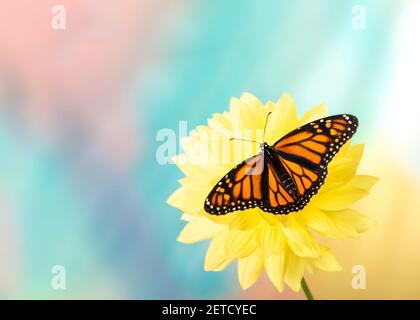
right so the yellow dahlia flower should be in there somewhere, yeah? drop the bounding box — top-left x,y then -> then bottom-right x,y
167,93 -> 378,295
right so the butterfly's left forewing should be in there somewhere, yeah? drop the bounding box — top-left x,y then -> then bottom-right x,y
204,155 -> 265,215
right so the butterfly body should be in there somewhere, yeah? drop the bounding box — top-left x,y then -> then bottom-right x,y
204,114 -> 358,215
259,142 -> 300,199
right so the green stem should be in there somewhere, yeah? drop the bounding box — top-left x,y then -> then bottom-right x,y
301,277 -> 314,300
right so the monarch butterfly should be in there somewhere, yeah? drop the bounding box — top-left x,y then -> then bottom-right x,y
204,114 -> 358,215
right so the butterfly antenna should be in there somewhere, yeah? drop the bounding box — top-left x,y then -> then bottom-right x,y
229,137 -> 260,144
263,112 -> 272,141
229,113 -> 272,145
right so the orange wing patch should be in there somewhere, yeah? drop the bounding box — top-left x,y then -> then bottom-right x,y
312,134 -> 330,143
301,140 -> 327,153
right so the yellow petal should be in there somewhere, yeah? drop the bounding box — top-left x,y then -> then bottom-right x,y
230,97 -> 255,132
299,103 -> 327,124
239,92 -> 267,129
257,222 -> 285,255
205,232 -> 233,271
264,252 -> 286,292
229,211 -> 263,231
305,262 -> 315,275
313,186 -> 368,211
346,175 -> 379,192
237,249 -> 264,289
172,154 -> 202,176
167,187 -> 185,206
343,144 -> 364,162
177,218 -> 224,244
284,250 -> 305,292
259,211 -> 285,225
322,159 -> 359,190
298,207 -> 343,239
225,229 -> 258,259
325,208 -> 376,234
276,94 -> 299,132
182,141 -> 212,168
179,176 -> 211,192
167,187 -> 204,216
265,94 -> 298,145
208,112 -> 233,136
333,139 -> 353,158
206,211 -> 239,225
280,216 -> 322,258
309,247 -> 342,272
180,213 -> 194,222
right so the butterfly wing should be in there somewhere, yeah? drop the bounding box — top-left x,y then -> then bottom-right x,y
204,154 -> 265,215
269,114 -> 358,211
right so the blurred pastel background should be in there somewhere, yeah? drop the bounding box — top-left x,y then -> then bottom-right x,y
0,0 -> 419,299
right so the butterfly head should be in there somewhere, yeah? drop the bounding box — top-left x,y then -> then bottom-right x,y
260,142 -> 269,151
260,142 -> 275,159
